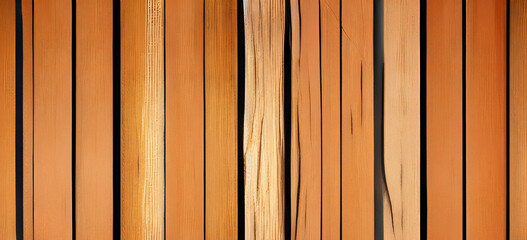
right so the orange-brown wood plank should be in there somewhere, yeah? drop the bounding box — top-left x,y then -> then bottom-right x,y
511,1 -> 527,238
341,0 -> 374,238
204,0 -> 238,238
121,0 -> 165,238
290,0 -> 322,238
383,0 -> 420,238
166,0 -> 204,239
76,0 -> 113,238
243,0 -> 285,239
466,0 -> 507,238
0,0 -> 16,237
34,0 -> 73,238
426,0 -> 463,239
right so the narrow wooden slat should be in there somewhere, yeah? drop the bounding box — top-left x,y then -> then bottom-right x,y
383,0 -> 420,238
290,0 -> 322,238
0,0 -> 16,237
166,0 -> 204,239
34,0 -> 72,238
341,0 -> 374,238
466,0 -> 507,238
76,0 -> 113,238
426,0 -> 462,238
121,0 -> 164,238
204,0 -> 238,238
511,1 -> 527,238
243,0 -> 285,239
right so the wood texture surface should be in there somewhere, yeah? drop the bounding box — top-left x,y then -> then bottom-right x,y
290,0 -> 322,238
166,0 -> 204,239
0,0 -> 16,237
383,0 -> 420,238
34,0 -> 73,238
466,0 -> 507,238
204,0 -> 238,238
121,0 -> 165,238
243,0 -> 285,239
511,1 -> 527,238
341,0 -> 374,238
426,0 -> 462,239
76,0 -> 113,238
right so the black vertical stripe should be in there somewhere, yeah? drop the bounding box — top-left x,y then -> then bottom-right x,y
237,0 -> 245,238
318,0 -> 323,237
339,0 -> 342,238
112,0 -> 121,238
163,0 -> 167,239
15,0 -> 24,238
506,0 -> 510,238
203,0 -> 206,237
462,0 -> 466,239
420,0 -> 427,238
284,0 -> 292,238
71,0 -> 77,238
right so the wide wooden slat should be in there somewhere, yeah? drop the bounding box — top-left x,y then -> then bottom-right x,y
204,0 -> 238,238
426,0 -> 463,239
466,0 -> 507,238
511,1 -> 527,238
121,0 -> 165,238
0,0 -> 16,237
76,0 -> 113,238
166,0 -> 204,239
243,0 -> 285,239
290,0 -> 322,238
341,0 -> 374,238
383,0 -> 420,238
34,0 -> 73,238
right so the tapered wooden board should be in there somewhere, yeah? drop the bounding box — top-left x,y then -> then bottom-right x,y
466,0 -> 507,238
76,0 -> 113,238
204,0 -> 238,238
426,0 -> 463,239
166,0 -> 204,239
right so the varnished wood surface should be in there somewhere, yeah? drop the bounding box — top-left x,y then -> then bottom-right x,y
121,0 -> 165,238
426,0 -> 463,239
466,0 -> 507,239
166,0 -> 204,239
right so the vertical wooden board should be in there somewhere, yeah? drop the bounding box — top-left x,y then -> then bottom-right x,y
33,0 -> 72,238
341,0 -> 374,238
290,0 -> 322,238
121,0 -> 165,238
320,0 -> 340,238
204,0 -> 238,238
511,1 -> 527,238
243,0 -> 285,239
426,0 -> 463,239
466,0 -> 507,238
166,0 -> 204,239
76,0 -> 113,238
0,0 -> 16,238
383,0 -> 420,239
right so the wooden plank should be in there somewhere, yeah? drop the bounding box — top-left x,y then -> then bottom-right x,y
426,0 -> 463,239
290,0 -> 322,238
120,0 -> 164,238
166,0 -> 204,239
204,0 -> 238,238
76,0 -> 113,238
341,0 -> 374,238
0,0 -> 16,237
511,1 -> 527,238
243,0 -> 285,239
383,0 -> 420,238
466,0 -> 507,238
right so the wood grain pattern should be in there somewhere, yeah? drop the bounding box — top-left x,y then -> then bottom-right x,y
0,0 -> 16,237
166,0 -> 204,239
466,0 -> 507,238
76,0 -> 113,238
511,1 -> 527,238
243,0 -> 285,239
121,0 -> 165,238
341,0 -> 374,238
204,0 -> 238,238
383,0 -> 420,238
34,0 -> 73,238
426,0 -> 462,239
290,0 -> 322,238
